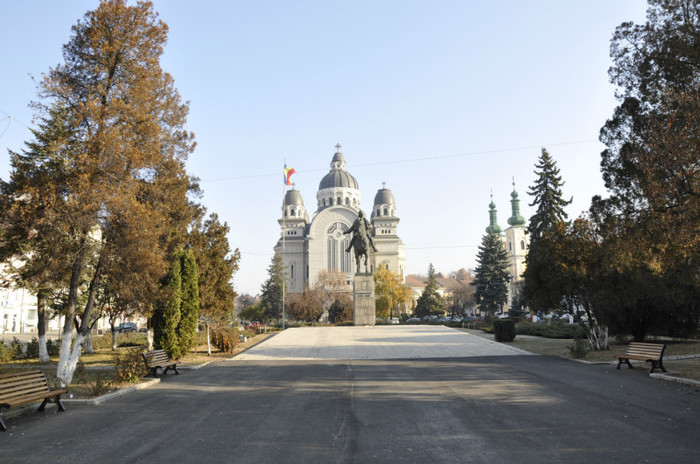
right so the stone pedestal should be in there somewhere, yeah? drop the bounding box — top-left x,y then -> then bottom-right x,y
353,273 -> 376,326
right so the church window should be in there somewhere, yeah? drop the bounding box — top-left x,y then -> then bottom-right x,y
291,208 -> 295,217
337,196 -> 342,205
345,198 -> 349,206
383,208 -> 388,216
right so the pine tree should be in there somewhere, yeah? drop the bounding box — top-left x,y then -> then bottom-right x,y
472,233 -> 511,315
523,148 -> 572,312
527,148 -> 572,241
260,253 -> 285,321
153,253 -> 182,358
414,264 -> 444,318
177,249 -> 199,355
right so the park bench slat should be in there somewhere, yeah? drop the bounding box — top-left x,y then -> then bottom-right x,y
0,370 -> 67,431
616,342 -> 666,374
142,349 -> 180,378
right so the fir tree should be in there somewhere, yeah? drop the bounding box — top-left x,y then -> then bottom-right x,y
527,148 -> 572,241
153,254 -> 182,358
260,253 -> 285,321
414,264 -> 444,318
472,233 -> 511,315
523,148 -> 572,312
177,249 -> 199,355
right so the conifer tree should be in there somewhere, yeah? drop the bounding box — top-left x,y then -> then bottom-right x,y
260,253 -> 285,321
177,249 -> 199,355
526,148 -> 572,241
472,233 -> 511,315
153,253 -> 182,358
523,148 -> 572,312
414,264 -> 444,318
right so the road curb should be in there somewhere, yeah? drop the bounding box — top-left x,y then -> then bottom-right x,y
63,377 -> 161,405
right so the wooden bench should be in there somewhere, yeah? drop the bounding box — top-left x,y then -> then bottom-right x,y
616,342 -> 667,374
0,370 -> 67,431
142,349 -> 180,378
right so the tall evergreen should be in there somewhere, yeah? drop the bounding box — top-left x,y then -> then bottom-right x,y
153,254 -> 182,358
523,148 -> 572,312
472,233 -> 511,315
260,253 -> 285,321
177,249 -> 199,355
527,148 -> 572,241
414,264 -> 444,318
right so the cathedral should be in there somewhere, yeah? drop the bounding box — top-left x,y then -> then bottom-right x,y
485,182 -> 529,309
275,145 -> 406,293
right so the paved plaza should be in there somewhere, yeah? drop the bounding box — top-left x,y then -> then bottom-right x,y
234,325 -> 532,360
2,326 -> 699,463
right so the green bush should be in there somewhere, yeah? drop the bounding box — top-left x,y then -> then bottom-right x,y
114,347 -> 149,383
494,319 -> 516,342
0,341 -> 13,363
568,337 -> 590,359
46,338 -> 61,356
516,321 -> 586,339
25,338 -> 40,359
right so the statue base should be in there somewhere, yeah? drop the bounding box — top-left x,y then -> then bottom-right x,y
353,273 -> 376,326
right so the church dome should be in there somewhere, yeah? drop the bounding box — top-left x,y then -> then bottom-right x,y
319,169 -> 359,190
284,188 -> 304,207
373,188 -> 395,206
316,144 -> 362,211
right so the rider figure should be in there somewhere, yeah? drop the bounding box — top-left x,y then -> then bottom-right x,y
344,210 -> 378,253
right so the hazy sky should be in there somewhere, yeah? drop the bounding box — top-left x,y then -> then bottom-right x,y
0,1 -> 648,296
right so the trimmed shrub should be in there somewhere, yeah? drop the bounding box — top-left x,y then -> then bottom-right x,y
494,319 -> 516,342
114,347 -> 149,383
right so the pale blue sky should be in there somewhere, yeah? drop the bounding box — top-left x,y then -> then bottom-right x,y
0,1 -> 648,295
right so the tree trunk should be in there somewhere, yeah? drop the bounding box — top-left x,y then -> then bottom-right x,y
37,292 -> 50,362
206,324 -> 211,356
147,327 -> 154,351
84,331 -> 94,354
111,324 -> 118,351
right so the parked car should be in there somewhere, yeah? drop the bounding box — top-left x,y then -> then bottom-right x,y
116,322 -> 137,333
388,317 -> 399,325
406,317 -> 422,323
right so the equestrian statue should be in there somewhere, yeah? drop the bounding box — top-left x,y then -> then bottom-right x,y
344,210 -> 378,273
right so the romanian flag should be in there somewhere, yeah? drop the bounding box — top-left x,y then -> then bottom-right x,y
284,164 -> 296,185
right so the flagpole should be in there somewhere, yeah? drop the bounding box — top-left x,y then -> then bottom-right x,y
282,163 -> 286,331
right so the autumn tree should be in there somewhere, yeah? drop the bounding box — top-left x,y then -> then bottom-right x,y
472,233 -> 511,315
0,1 -> 196,386
594,0 -> 700,338
286,290 -> 322,322
314,270 -> 350,321
374,268 -> 410,319
414,264 -> 444,318
328,294 -> 353,324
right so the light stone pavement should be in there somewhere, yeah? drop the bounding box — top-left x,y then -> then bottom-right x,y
233,325 -> 533,360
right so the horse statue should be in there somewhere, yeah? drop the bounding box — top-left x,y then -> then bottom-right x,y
344,211 -> 377,274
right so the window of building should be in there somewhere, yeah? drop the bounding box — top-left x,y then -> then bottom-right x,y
290,264 -> 294,279
521,240 -> 525,250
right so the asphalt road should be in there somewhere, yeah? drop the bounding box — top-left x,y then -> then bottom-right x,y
2,327 -> 699,463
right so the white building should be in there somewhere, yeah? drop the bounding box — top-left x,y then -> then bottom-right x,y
275,145 -> 406,293
485,182 -> 529,311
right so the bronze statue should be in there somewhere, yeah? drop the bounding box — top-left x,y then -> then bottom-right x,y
344,210 -> 377,273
